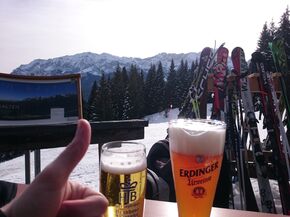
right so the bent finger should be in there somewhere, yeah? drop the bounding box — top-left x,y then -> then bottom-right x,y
57,194 -> 108,217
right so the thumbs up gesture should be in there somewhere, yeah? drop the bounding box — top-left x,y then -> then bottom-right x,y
2,119 -> 108,217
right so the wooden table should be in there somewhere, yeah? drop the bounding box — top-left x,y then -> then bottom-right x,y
144,200 -> 286,217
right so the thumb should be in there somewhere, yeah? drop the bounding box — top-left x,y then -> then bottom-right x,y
3,119 -> 92,217
35,119 -> 91,188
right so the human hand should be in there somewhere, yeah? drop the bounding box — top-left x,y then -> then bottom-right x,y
2,119 -> 108,217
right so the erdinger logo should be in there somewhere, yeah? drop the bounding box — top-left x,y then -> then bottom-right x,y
195,155 -> 205,164
192,186 -> 206,198
119,178 -> 138,204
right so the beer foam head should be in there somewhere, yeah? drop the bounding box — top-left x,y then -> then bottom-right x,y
101,141 -> 147,174
169,119 -> 226,156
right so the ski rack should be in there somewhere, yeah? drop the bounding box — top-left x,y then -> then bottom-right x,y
206,72 -> 282,93
198,73 -> 282,120
197,72 -> 282,119
202,72 -> 288,180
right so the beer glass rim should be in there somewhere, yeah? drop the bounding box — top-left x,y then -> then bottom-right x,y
102,141 -> 146,154
169,118 -> 226,129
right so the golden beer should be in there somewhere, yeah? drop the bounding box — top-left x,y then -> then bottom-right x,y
169,119 -> 226,217
100,141 -> 147,217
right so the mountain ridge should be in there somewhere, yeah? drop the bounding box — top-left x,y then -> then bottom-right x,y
11,51 -> 201,101
12,51 -> 200,76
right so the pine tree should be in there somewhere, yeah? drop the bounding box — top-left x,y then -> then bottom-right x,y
126,65 -> 145,118
144,64 -> 157,115
191,58 -> 199,82
155,61 -> 166,112
111,65 -> 127,120
122,87 -> 132,120
175,60 -> 184,107
86,81 -> 99,121
183,60 -> 190,93
257,22 -> 275,71
139,70 -> 145,116
276,6 -> 290,66
96,73 -> 113,120
269,19 -> 277,38
121,66 -> 129,83
189,59 -> 198,84
257,22 -> 271,52
176,59 -> 190,108
165,59 -> 178,108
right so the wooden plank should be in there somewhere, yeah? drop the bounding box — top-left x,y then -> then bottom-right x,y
246,162 -> 276,180
248,72 -> 281,93
246,150 -> 273,163
144,199 -> 287,217
230,150 -> 284,180
207,74 -> 214,93
207,72 -> 282,93
0,119 -> 148,151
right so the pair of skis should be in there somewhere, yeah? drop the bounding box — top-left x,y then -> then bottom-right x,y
252,39 -> 290,215
178,43 -> 224,119
215,45 -> 290,214
231,47 -> 276,213
213,47 -> 260,212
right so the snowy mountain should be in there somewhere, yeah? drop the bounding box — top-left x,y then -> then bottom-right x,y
12,52 -> 200,76
11,51 -> 233,101
12,52 -> 200,101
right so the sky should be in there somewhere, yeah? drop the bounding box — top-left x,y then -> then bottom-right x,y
0,0 -> 289,73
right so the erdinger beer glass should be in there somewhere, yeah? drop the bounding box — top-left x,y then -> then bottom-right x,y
169,119 -> 226,217
100,141 -> 147,217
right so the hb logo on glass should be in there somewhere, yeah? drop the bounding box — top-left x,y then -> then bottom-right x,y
119,178 -> 138,204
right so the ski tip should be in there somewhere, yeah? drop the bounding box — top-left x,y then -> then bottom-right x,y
251,51 -> 264,61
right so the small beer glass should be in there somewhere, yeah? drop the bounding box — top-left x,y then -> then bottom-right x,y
100,141 -> 147,217
169,119 -> 226,217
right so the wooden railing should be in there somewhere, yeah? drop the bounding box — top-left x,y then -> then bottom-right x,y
0,119 -> 148,183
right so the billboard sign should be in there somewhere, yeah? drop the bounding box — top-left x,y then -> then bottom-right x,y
0,73 -> 82,126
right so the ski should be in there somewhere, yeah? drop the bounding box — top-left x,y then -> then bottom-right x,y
210,46 -> 234,209
251,51 -> 290,215
231,47 -> 276,213
211,47 -> 229,121
225,73 -> 259,212
270,37 -> 290,142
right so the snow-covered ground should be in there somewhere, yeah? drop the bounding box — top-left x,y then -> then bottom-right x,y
0,108 -> 283,213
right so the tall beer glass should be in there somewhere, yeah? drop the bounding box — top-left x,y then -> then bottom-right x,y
169,119 -> 226,217
100,141 -> 147,217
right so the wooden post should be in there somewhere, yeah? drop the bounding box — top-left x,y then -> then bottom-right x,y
24,151 -> 31,184
199,80 -> 208,118
34,149 -> 41,177
98,143 -> 103,161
